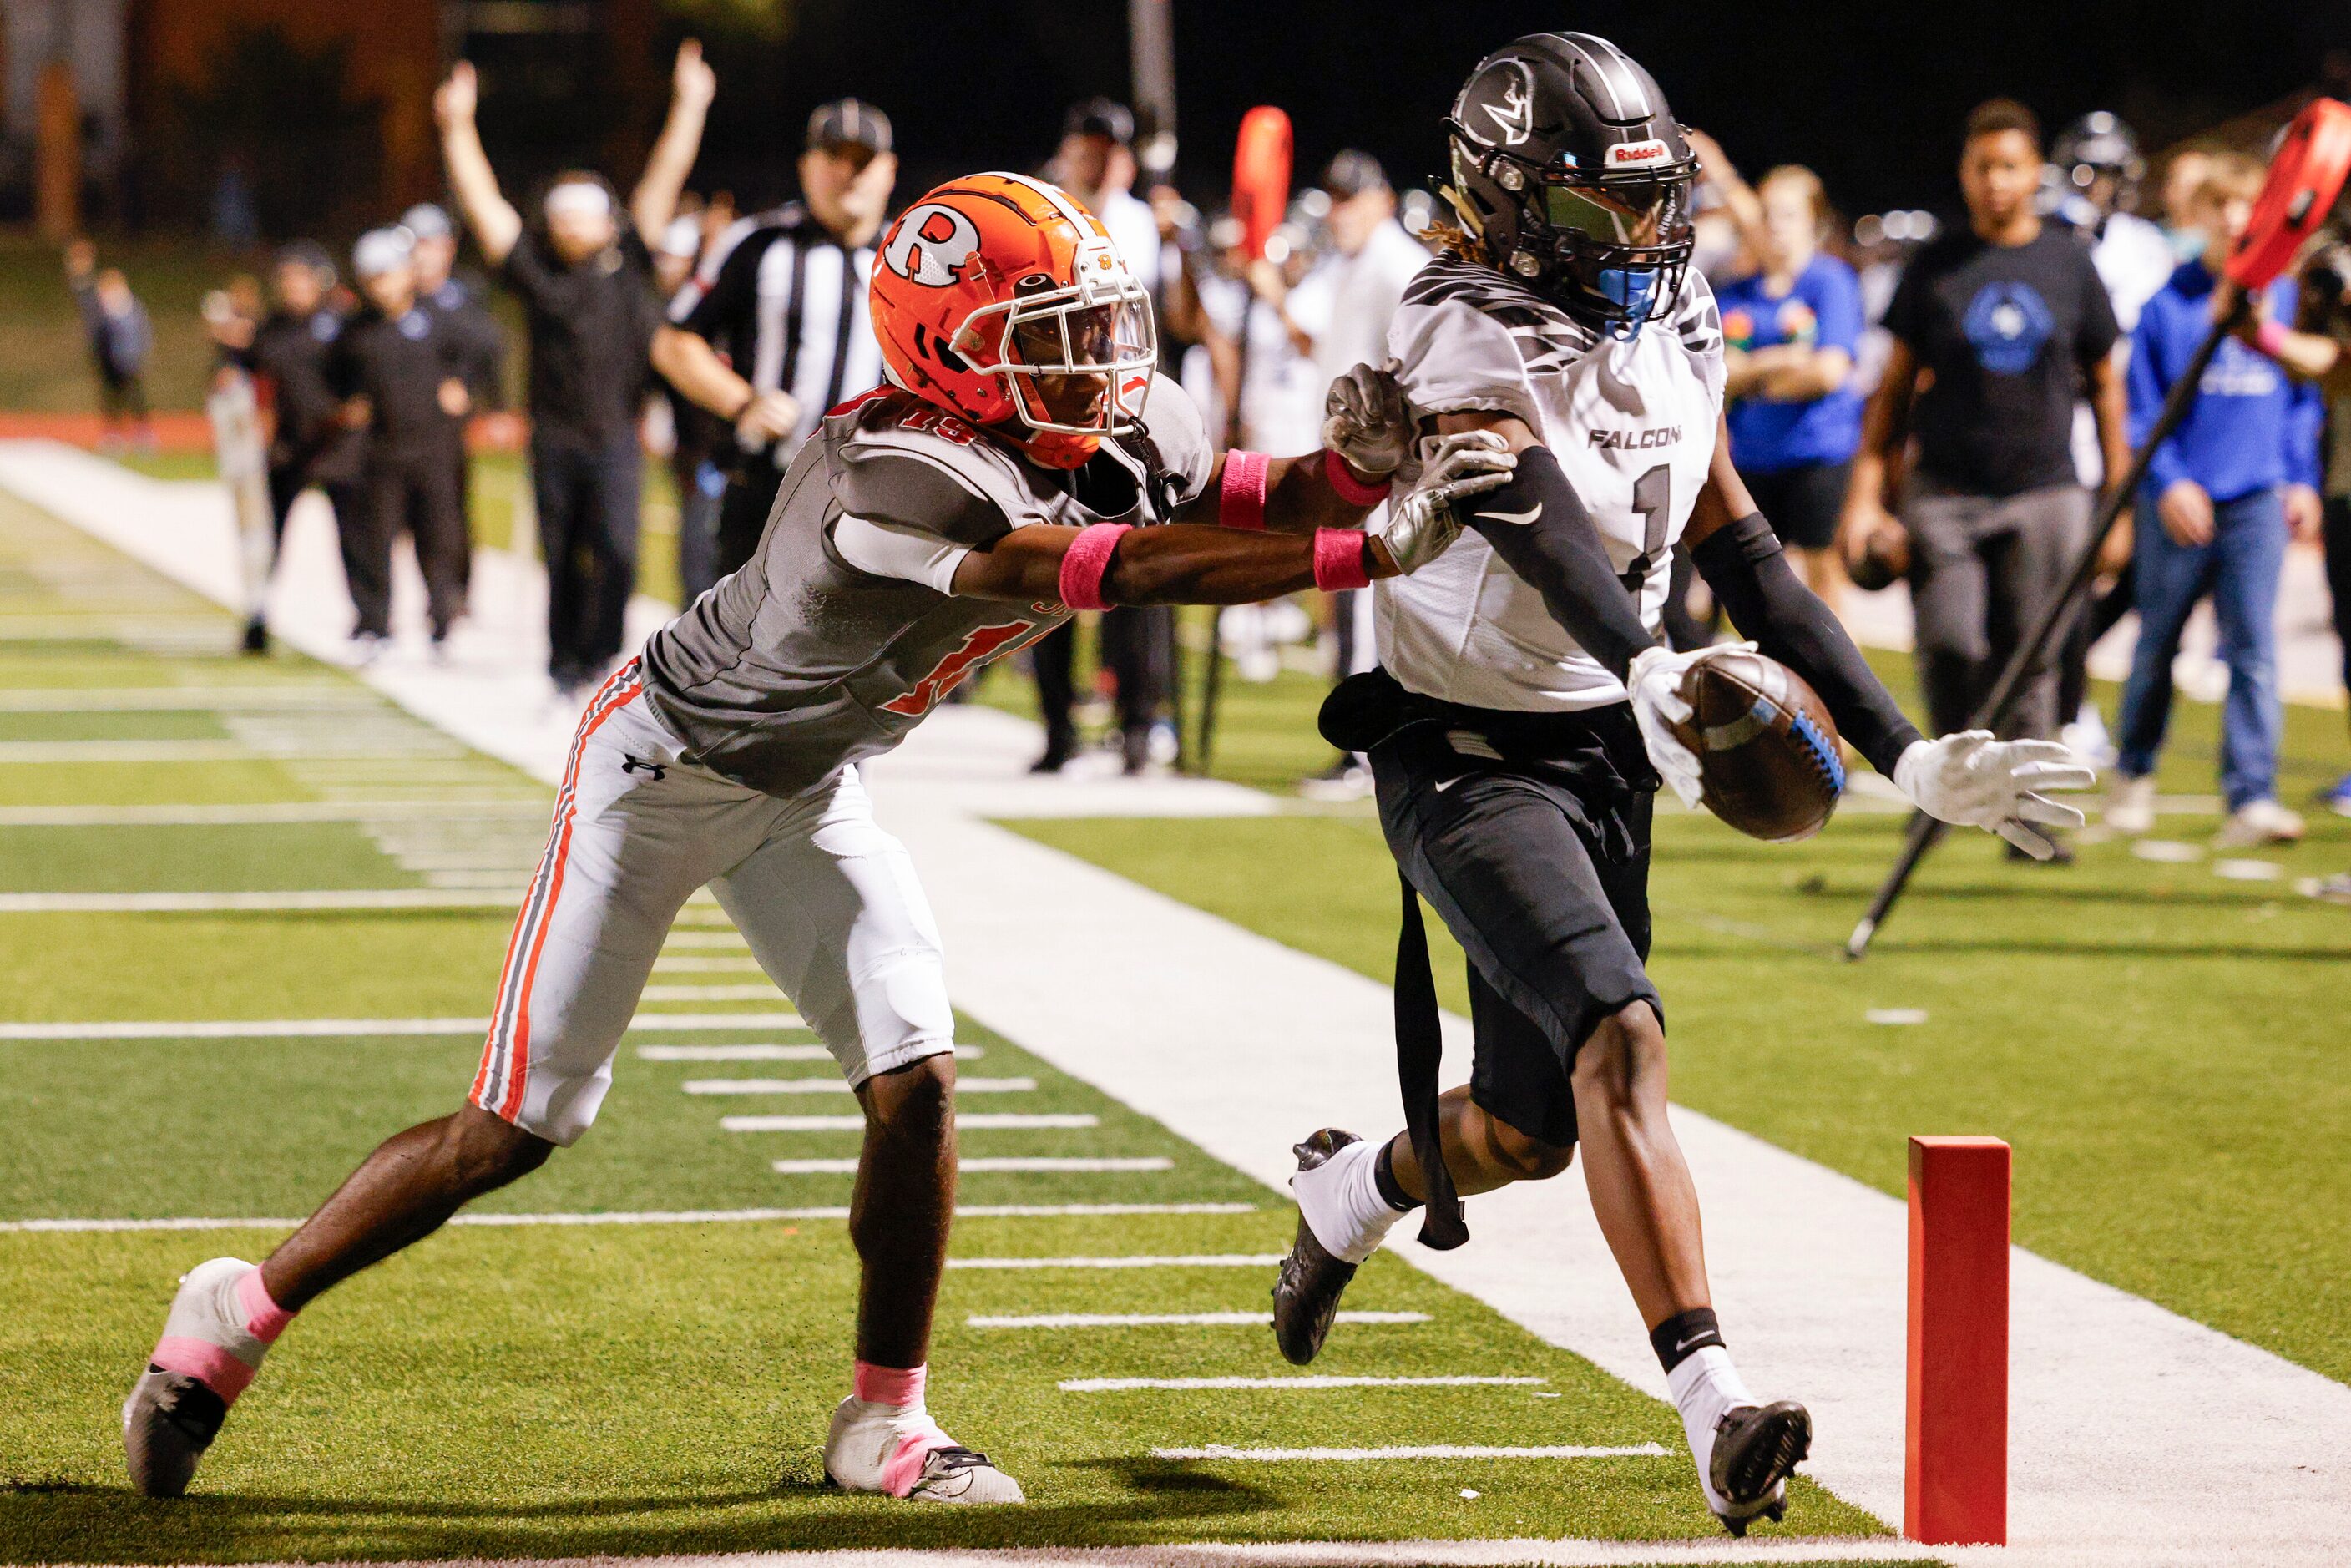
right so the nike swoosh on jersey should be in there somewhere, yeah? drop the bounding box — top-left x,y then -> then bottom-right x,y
1475,503 -> 1542,524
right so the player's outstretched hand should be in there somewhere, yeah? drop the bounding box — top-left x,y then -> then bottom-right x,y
1627,643 -> 1755,809
1893,731 -> 2096,860
1376,431 -> 1514,574
1322,360 -> 1413,479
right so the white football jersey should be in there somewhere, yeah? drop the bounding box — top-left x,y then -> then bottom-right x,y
1380,256 -> 1726,711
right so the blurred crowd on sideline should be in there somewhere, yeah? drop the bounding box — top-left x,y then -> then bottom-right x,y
59,58 -> 2351,890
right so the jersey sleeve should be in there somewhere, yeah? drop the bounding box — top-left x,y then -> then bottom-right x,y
1138,372 -> 1217,502
1670,269 -> 1728,408
1386,295 -> 1542,426
828,400 -> 1042,551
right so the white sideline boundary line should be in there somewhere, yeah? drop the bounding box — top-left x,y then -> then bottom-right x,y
1066,1375 -> 1546,1392
0,1202 -> 1256,1234
775,1155 -> 1161,1174
643,1044 -> 948,1062
11,443 -> 2343,1567
0,1013 -> 804,1041
684,1075 -> 1031,1094
970,1311 -> 1432,1328
731,1113 -> 1094,1131
946,1253 -> 1283,1270
1154,1444 -> 1667,1462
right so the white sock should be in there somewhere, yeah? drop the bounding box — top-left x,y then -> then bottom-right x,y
1297,1135 -> 1408,1264
1667,1345 -> 1755,1464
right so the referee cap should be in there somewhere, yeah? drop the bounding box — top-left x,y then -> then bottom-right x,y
1323,149 -> 1389,200
1062,96 -> 1135,145
807,98 -> 892,155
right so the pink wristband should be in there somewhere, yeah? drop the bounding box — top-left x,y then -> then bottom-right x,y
1220,450 -> 1272,529
2253,318 -> 2290,360
1322,448 -> 1393,506
1057,522 -> 1131,611
1311,528 -> 1373,592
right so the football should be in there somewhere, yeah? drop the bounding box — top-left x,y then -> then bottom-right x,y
1666,649 -> 1845,842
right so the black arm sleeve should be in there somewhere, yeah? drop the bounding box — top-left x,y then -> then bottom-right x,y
1690,511 -> 1923,776
1464,446 -> 1656,680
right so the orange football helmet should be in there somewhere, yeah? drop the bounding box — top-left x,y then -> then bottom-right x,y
870,172 -> 1157,468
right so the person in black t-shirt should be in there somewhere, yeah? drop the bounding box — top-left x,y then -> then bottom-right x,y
434,41 -> 715,698
405,202 -> 509,593
1843,100 -> 2127,840
330,228 -> 476,651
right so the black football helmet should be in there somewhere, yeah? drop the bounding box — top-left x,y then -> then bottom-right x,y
1440,33 -> 1697,336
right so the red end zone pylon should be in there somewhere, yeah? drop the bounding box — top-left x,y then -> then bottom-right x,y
1906,1135 -> 2010,1545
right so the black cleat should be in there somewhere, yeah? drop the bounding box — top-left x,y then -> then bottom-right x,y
1708,1399 -> 1811,1536
240,616 -> 269,655
123,1366 -> 229,1497
1271,1129 -> 1363,1366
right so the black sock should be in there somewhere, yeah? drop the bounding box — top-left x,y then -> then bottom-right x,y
1650,1307 -> 1723,1374
1372,1136 -> 1421,1214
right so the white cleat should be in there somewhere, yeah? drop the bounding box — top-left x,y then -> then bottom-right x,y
123,1257 -> 274,1497
2105,773 -> 2156,835
823,1396 -> 1024,1504
2213,797 -> 2305,849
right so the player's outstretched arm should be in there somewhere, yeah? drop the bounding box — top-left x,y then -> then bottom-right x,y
434,63 -> 522,266
953,523 -> 1385,606
1171,362 -> 1431,534
1684,424 -> 2094,856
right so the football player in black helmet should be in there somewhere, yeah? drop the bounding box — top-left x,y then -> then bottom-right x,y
1271,30 -> 2096,1540
1438,32 -> 1701,336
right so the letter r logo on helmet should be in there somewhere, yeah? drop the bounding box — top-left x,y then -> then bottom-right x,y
883,203 -> 983,286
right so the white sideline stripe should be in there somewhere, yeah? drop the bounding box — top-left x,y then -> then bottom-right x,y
971,1311 -> 1432,1328
0,888 -> 520,913
776,1156 -> 1171,1175
732,1113 -> 1095,1130
0,1202 -> 1255,1233
0,740 -> 440,761
640,1044 -> 991,1061
0,686 -> 366,711
685,1075 -> 1032,1094
661,931 -> 751,948
0,800 -> 546,825
948,1252 -> 1281,1270
0,1012 -> 805,1041
1151,1444 -> 1668,1462
1065,1375 -> 1545,1391
651,957 -> 767,973
640,984 -> 785,1001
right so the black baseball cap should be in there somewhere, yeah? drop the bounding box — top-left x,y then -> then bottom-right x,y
1323,149 -> 1389,200
806,98 -> 892,155
1063,97 -> 1135,145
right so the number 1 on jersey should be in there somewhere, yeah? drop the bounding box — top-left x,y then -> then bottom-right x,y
1619,463 -> 1670,596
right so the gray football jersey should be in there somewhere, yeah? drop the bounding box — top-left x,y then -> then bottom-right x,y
641,375 -> 1213,797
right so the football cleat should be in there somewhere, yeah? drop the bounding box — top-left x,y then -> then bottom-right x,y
122,1367 -> 228,1499
823,1396 -> 1024,1505
1704,1399 -> 1812,1537
1272,1129 -> 1368,1366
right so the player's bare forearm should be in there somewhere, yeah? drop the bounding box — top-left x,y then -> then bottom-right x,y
1168,451 -> 1383,534
950,524 -> 1388,606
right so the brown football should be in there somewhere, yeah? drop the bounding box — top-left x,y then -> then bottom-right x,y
1666,649 -> 1844,842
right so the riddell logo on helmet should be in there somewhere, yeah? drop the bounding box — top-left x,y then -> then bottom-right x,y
1606,139 -> 1671,168
883,204 -> 983,287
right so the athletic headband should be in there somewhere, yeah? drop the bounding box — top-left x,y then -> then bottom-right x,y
351,226 -> 414,280
544,181 -> 612,221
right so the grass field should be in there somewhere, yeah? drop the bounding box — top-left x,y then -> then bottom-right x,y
0,494 -> 1899,1560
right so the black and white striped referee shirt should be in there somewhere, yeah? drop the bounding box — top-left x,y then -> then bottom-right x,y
669,202 -> 883,472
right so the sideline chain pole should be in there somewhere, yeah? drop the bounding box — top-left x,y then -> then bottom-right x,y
1845,296 -> 2248,959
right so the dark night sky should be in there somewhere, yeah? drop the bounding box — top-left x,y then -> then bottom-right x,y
681,0 -> 2346,221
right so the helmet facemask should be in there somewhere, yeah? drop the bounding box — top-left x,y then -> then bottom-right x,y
951,240 -> 1158,468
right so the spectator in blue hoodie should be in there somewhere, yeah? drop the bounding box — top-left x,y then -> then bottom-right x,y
2105,154 -> 2323,848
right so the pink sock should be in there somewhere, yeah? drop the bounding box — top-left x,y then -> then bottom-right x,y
853,1359 -> 925,1408
239,1267 -> 295,1343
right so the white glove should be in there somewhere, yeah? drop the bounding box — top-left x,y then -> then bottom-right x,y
1625,642 -> 1755,809
1321,359 -> 1413,478
1893,731 -> 2097,859
1374,431 -> 1516,574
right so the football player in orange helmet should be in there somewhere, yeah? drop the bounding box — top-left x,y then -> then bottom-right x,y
124,167 -> 1515,1512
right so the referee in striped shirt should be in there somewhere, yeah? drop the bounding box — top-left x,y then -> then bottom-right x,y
653,99 -> 897,595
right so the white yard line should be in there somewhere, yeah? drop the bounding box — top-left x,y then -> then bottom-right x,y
0,740 -> 432,762
685,1076 -> 1032,1094
1151,1444 -> 1667,1462
946,1253 -> 1282,1270
0,1013 -> 805,1040
640,984 -> 786,1001
730,1113 -> 1093,1131
14,442 -> 2339,1567
0,801 -> 545,826
0,1202 -> 1256,1234
0,889 -> 518,913
0,685 -> 370,711
1064,1375 -> 1545,1392
649,1045 -> 998,1062
969,1311 -> 1432,1328
771,1156 -> 1172,1175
